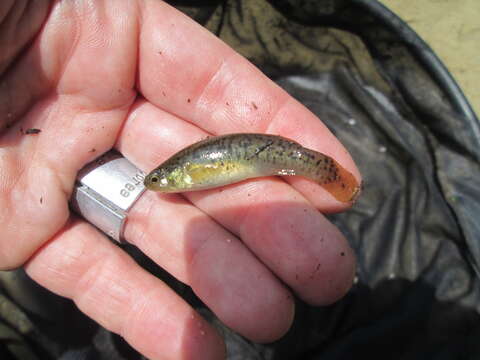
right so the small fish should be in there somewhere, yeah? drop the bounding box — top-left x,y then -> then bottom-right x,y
144,133 -> 360,203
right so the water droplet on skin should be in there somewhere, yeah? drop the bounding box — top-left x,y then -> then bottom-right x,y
226,238 -> 232,243
353,275 -> 359,284
200,330 -> 205,336
388,273 -> 395,279
347,118 -> 356,126
379,146 -> 387,153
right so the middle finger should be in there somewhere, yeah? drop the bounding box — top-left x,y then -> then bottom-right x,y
123,190 -> 294,342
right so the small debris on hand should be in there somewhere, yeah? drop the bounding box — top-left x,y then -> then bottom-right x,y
25,128 -> 41,135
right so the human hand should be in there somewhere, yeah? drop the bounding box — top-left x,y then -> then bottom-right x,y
0,1 -> 360,359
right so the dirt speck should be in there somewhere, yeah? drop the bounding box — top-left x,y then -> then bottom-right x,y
340,252 -> 345,257
25,128 -> 41,135
89,148 -> 96,153
187,98 -> 191,103
40,197 -> 43,204
251,101 -> 258,110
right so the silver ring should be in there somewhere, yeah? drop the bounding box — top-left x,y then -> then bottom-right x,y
70,151 -> 146,243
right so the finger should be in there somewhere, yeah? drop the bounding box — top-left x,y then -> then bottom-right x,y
123,190 -> 294,342
137,0 -> 361,211
117,101 -> 356,305
25,218 -> 225,360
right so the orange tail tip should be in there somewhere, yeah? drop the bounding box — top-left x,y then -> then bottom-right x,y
321,161 -> 361,203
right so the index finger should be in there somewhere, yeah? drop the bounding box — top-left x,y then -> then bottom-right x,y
137,1 -> 361,211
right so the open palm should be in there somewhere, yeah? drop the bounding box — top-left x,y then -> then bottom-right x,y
0,1 -> 360,359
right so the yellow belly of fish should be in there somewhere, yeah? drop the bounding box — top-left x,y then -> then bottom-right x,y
185,161 -> 255,187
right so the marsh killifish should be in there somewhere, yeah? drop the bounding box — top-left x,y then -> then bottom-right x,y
144,133 -> 360,203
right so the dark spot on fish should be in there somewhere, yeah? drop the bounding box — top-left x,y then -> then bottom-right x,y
25,128 -> 41,135
187,98 -> 191,103
5,122 -> 11,129
251,102 -> 258,110
226,101 -> 229,106
341,183 -> 346,189
90,148 -> 96,153
20,127 -> 23,133
162,91 -> 166,97
246,140 -> 273,160
158,50 -> 162,54
340,252 -> 345,257
40,197 -> 43,204
316,159 -> 322,166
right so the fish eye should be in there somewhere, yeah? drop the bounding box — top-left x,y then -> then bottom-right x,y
150,176 -> 159,183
